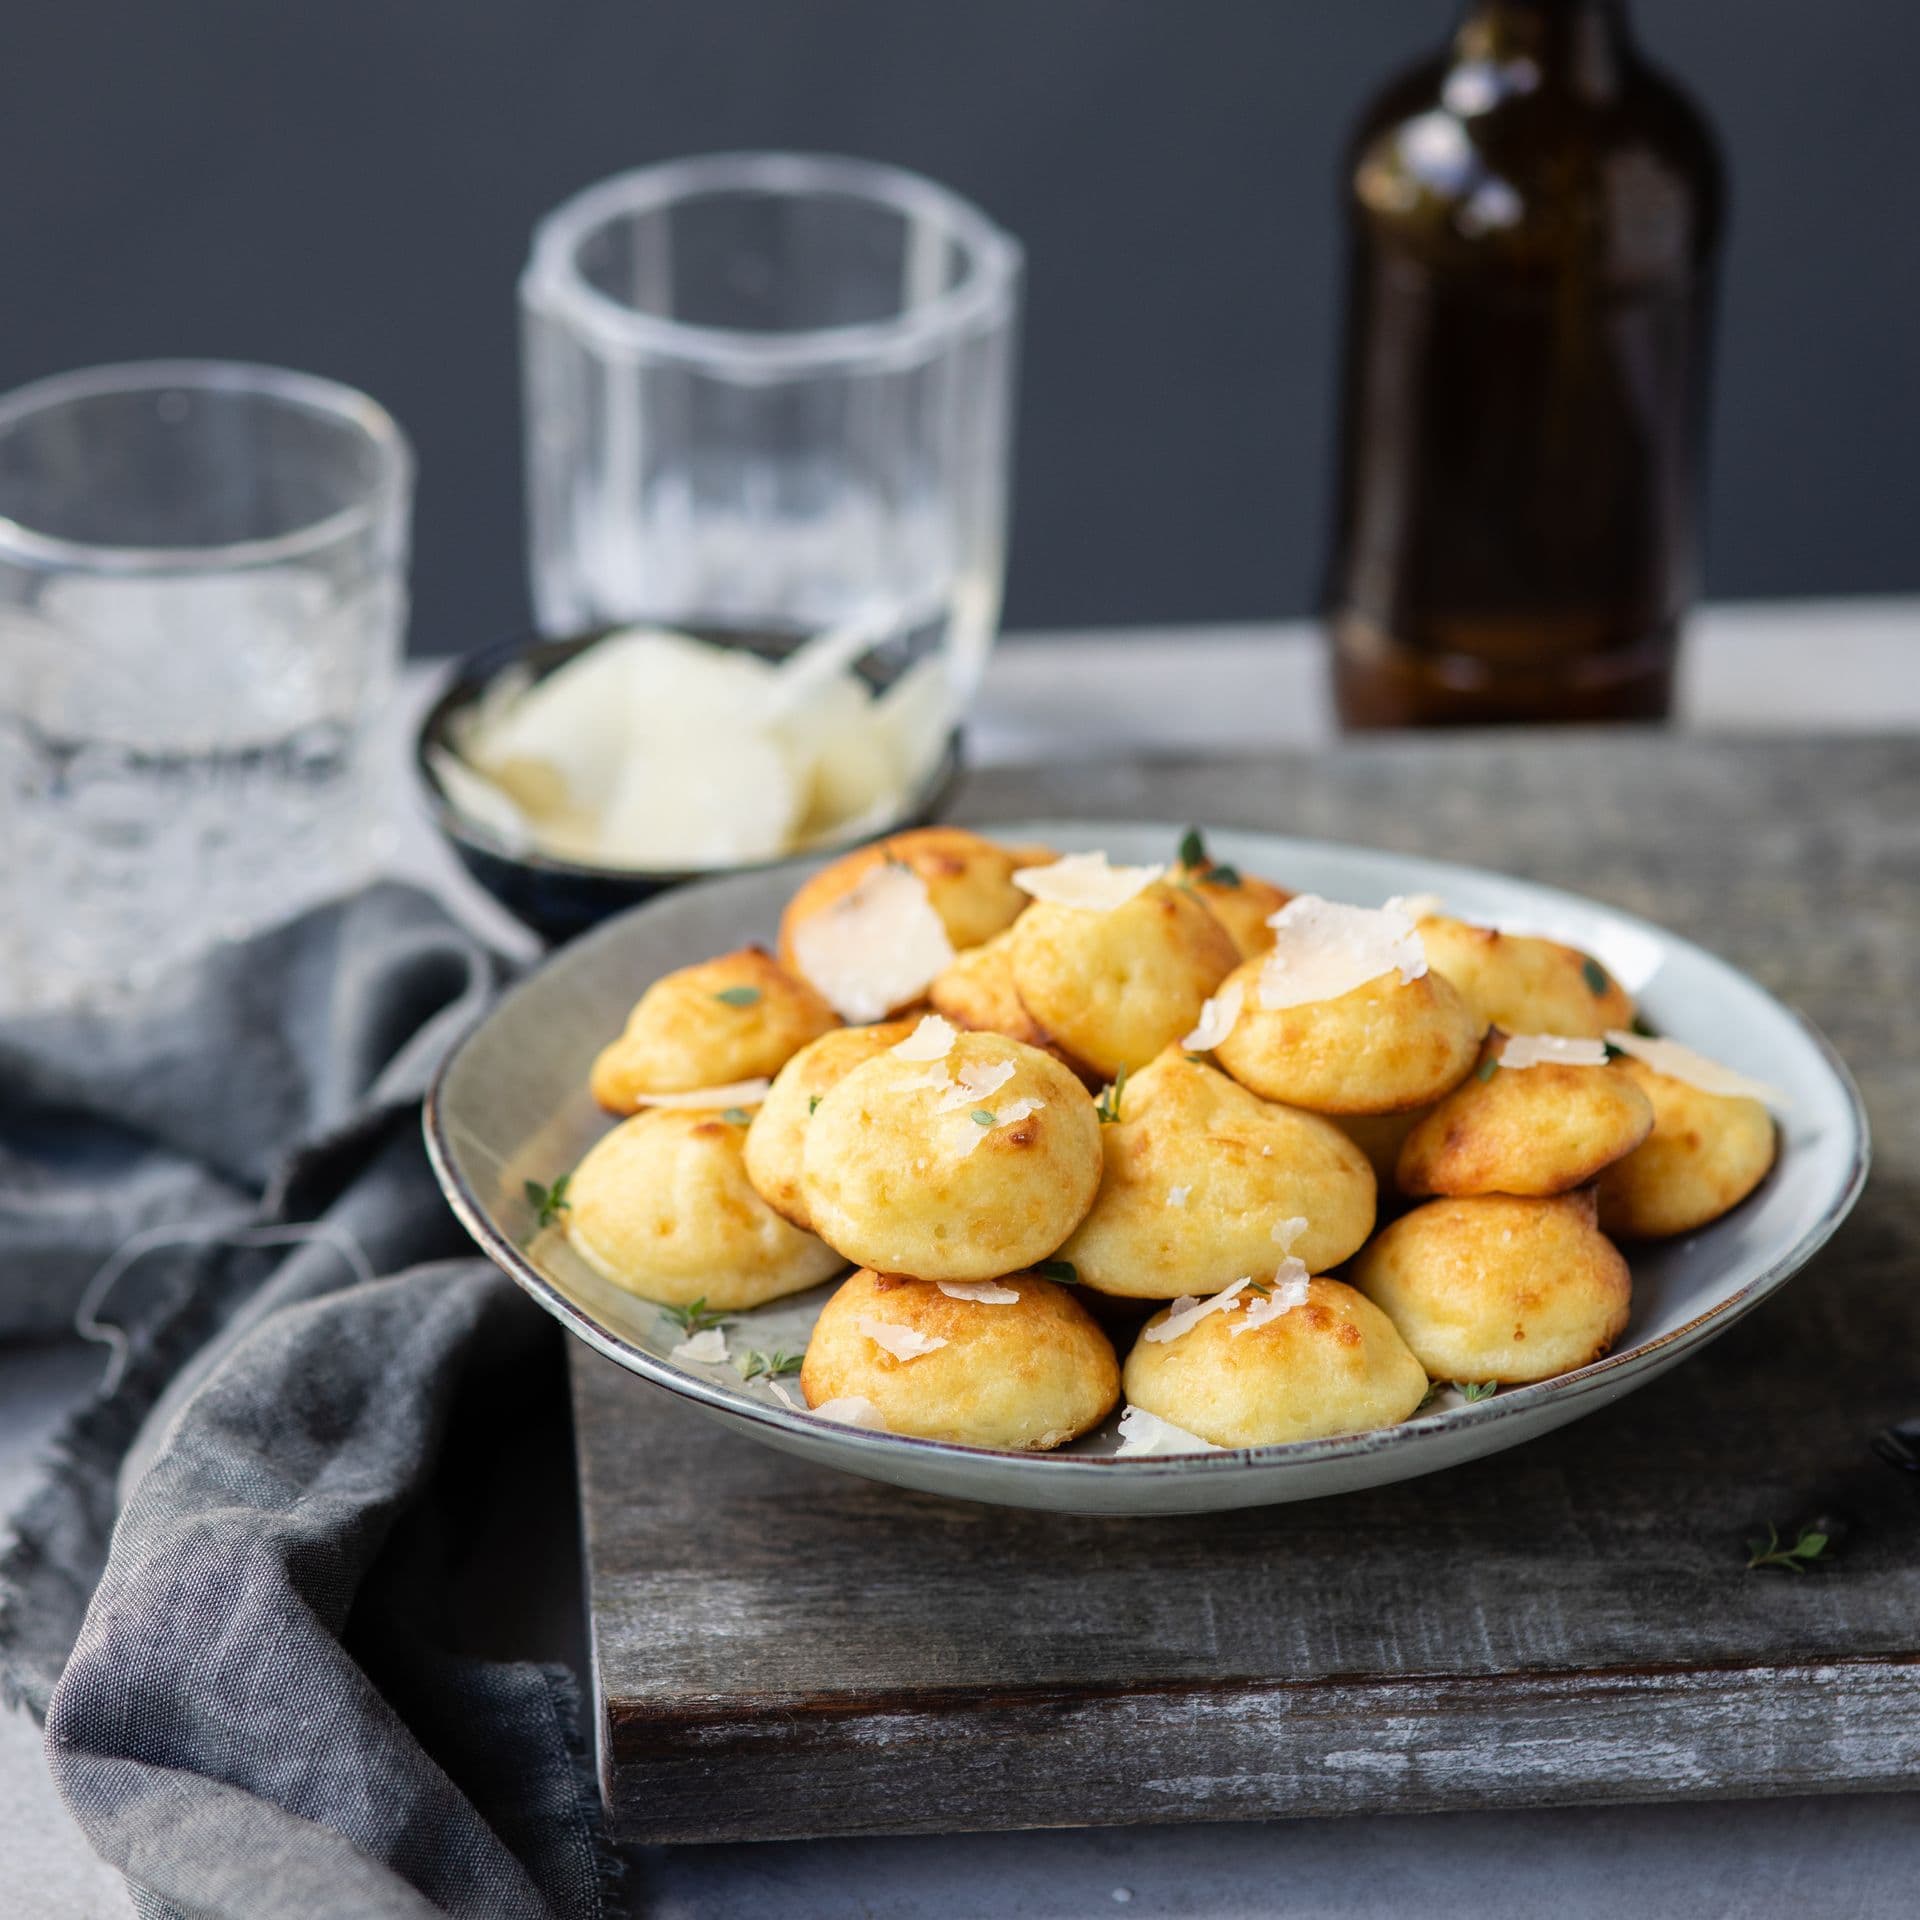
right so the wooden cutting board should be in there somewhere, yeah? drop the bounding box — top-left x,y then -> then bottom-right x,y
572,731 -> 1920,1846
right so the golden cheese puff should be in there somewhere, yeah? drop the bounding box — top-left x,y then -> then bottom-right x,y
564,1109 -> 845,1309
1212,960 -> 1484,1116
927,927 -> 1055,1049
1396,1039 -> 1655,1198
1350,1190 -> 1631,1384
589,946 -> 838,1111
778,827 -> 1042,969
800,1268 -> 1119,1450
1122,1278 -> 1428,1447
803,1032 -> 1101,1281
1008,881 -> 1239,1079
1058,1049 -> 1375,1298
1174,864 -> 1293,960
1417,916 -> 1635,1039
1594,1055 -> 1777,1239
743,1019 -> 919,1231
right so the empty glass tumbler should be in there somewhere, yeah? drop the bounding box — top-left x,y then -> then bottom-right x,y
520,153 -> 1022,707
0,361 -> 412,1007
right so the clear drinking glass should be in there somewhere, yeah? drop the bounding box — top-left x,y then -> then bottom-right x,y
520,153 -> 1022,707
0,361 -> 412,1008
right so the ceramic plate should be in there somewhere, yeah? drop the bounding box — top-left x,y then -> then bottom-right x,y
425,821 -> 1869,1515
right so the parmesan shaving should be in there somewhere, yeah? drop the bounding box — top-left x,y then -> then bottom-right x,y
669,1328 -> 729,1365
1013,850 -> 1163,913
789,862 -> 955,1022
633,1078 -> 772,1110
1257,894 -> 1428,1011
1604,1030 -> 1789,1108
896,1064 -> 954,1093
1144,1276 -> 1253,1345
1115,1405 -> 1219,1456
1166,1185 -> 1191,1209
937,1279 -> 1022,1305
813,1394 -> 886,1429
1180,978 -> 1244,1053
1387,892 -> 1445,922
892,1013 -> 959,1062
1270,1216 -> 1308,1250
995,1097 -> 1045,1126
934,1059 -> 1017,1112
1499,1033 -> 1610,1070
858,1317 -> 949,1362
768,1379 -> 801,1409
1231,1261 -> 1311,1337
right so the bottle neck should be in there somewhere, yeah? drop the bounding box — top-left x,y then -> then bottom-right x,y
1452,0 -> 1633,100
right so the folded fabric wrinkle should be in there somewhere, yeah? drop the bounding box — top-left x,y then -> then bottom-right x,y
0,883 -> 618,1920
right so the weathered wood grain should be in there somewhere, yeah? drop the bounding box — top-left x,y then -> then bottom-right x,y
575,732 -> 1920,1845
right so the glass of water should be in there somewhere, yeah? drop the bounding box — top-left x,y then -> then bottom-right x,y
520,153 -> 1022,707
0,361 -> 412,1008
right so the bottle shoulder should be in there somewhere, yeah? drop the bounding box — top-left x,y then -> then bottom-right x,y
1347,51 -> 1724,278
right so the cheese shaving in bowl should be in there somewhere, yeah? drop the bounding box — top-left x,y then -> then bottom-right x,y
1115,1405 -> 1219,1456
632,1078 -> 772,1110
1604,1030 -> 1789,1108
1387,892 -> 1445,922
1144,1276 -> 1253,1345
444,625 -> 954,871
1270,1216 -> 1308,1250
1013,850 -> 1163,912
858,1318 -> 950,1362
1257,895 -> 1428,1011
669,1328 -> 729,1365
892,1014 -> 959,1062
1230,1261 -> 1311,1337
937,1279 -> 1022,1304
1500,1033 -> 1611,1070
1181,979 -> 1244,1053
789,862 -> 956,1021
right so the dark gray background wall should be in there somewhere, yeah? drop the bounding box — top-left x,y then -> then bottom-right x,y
5,2 -> 1915,651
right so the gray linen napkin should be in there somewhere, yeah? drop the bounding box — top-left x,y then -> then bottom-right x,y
0,885 -> 616,1919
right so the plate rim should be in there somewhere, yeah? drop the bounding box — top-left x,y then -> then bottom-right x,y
424,820 -> 1872,1485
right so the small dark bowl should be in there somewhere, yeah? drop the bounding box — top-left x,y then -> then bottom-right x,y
414,626 -> 965,945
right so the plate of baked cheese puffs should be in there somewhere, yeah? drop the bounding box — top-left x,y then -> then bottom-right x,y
426,822 -> 1867,1514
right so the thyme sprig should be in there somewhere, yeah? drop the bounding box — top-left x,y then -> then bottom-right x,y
662,1297 -> 731,1337
739,1348 -> 804,1383
523,1174 -> 572,1229
1745,1520 -> 1832,1573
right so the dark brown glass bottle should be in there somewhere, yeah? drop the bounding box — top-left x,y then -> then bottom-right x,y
1326,0 -> 1725,727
